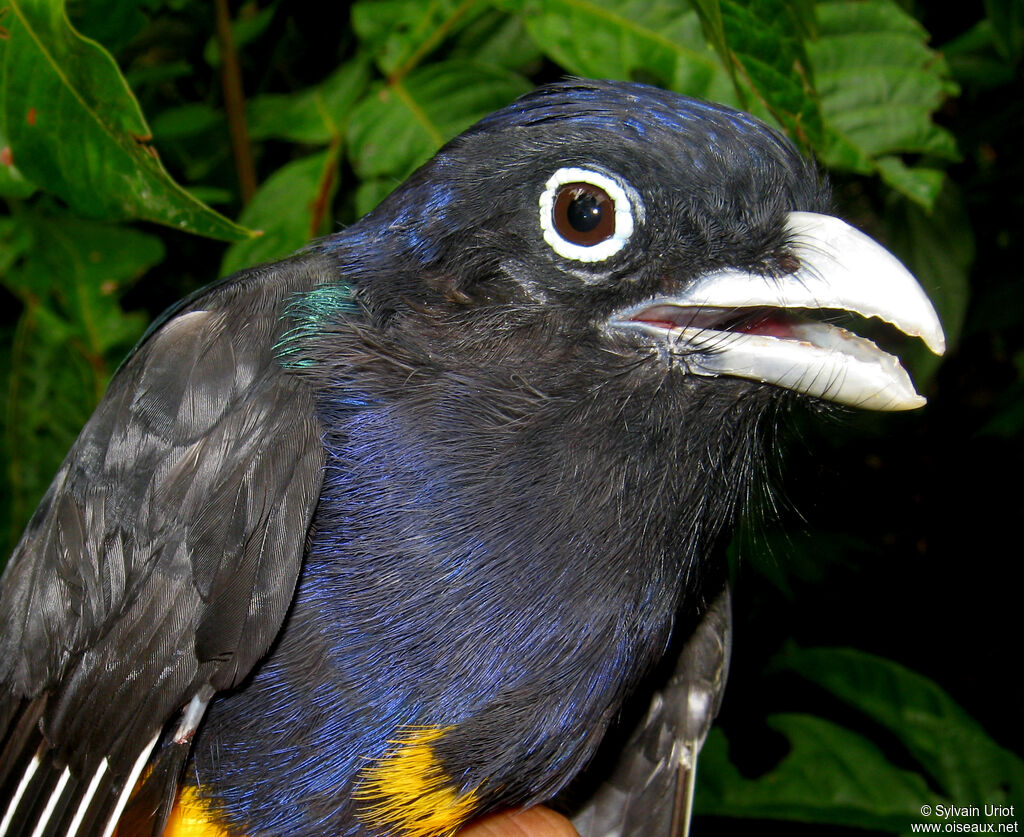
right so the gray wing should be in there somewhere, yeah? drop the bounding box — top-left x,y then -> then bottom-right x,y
0,255 -> 332,837
573,586 -> 732,837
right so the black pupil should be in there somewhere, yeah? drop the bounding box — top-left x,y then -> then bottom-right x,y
567,192 -> 604,232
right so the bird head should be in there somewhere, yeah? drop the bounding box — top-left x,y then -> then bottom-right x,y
328,79 -> 944,416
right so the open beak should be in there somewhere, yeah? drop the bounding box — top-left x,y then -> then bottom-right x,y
608,212 -> 946,411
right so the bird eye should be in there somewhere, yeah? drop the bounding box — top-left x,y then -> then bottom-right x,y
554,183 -> 614,245
539,168 -> 638,263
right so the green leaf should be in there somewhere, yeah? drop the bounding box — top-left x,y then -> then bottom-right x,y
697,715 -> 940,831
875,157 -> 946,209
691,0 -> 730,75
697,648 -> 1023,831
203,1 -> 278,67
0,215 -> 33,278
985,0 -> 1024,63
7,213 -> 163,353
0,0 -> 251,240
186,185 -> 234,206
354,176 -> 402,217
122,58 -> 195,92
0,122 -> 36,198
247,56 -> 372,145
449,8 -> 543,71
149,103 -> 224,141
3,212 -> 161,548
506,0 -> 736,104
220,148 -> 341,276
346,61 -> 531,181
808,0 -> 960,209
352,0 -> 485,78
66,0 -> 147,52
0,8 -> 36,199
943,20 -> 1018,91
717,0 -> 823,149
777,647 -> 1024,807
5,307 -> 99,551
509,0 -> 824,144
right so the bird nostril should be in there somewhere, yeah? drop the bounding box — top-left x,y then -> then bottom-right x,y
777,252 -> 801,275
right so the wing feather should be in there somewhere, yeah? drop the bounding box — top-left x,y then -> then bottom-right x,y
572,586 -> 732,837
0,254 -> 338,836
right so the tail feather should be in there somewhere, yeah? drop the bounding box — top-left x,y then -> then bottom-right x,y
116,738 -> 193,837
56,760 -> 110,837
26,765 -> 73,837
0,693 -> 192,837
0,700 -> 46,800
1,743 -> 61,837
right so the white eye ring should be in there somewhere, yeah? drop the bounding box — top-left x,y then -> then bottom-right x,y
538,167 -> 640,262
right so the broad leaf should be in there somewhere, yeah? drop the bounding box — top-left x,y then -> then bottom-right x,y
221,148 -> 341,275
0,215 -> 32,278
150,103 -> 225,141
697,714 -> 940,831
718,0 -> 823,149
809,0 -> 959,209
3,212 -> 161,548
0,122 -> 35,199
354,177 -> 402,218
247,56 -> 372,145
65,0 -> 147,52
690,0 -> 730,77
697,647 -> 1022,831
6,213 -> 162,353
346,61 -> 530,181
778,647 -> 1024,806
985,0 -> 1024,63
505,0 -> 736,105
352,0 -> 486,78
203,1 -> 278,67
0,0 -> 250,240
943,20 -> 1018,91
449,9 -> 543,71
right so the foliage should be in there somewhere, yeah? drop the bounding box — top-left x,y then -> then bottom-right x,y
0,1 -> 1020,834
697,648 -> 1024,831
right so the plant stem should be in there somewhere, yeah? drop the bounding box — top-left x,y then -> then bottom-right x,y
215,0 -> 258,205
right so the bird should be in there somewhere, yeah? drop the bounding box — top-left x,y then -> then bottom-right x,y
0,79 -> 945,837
